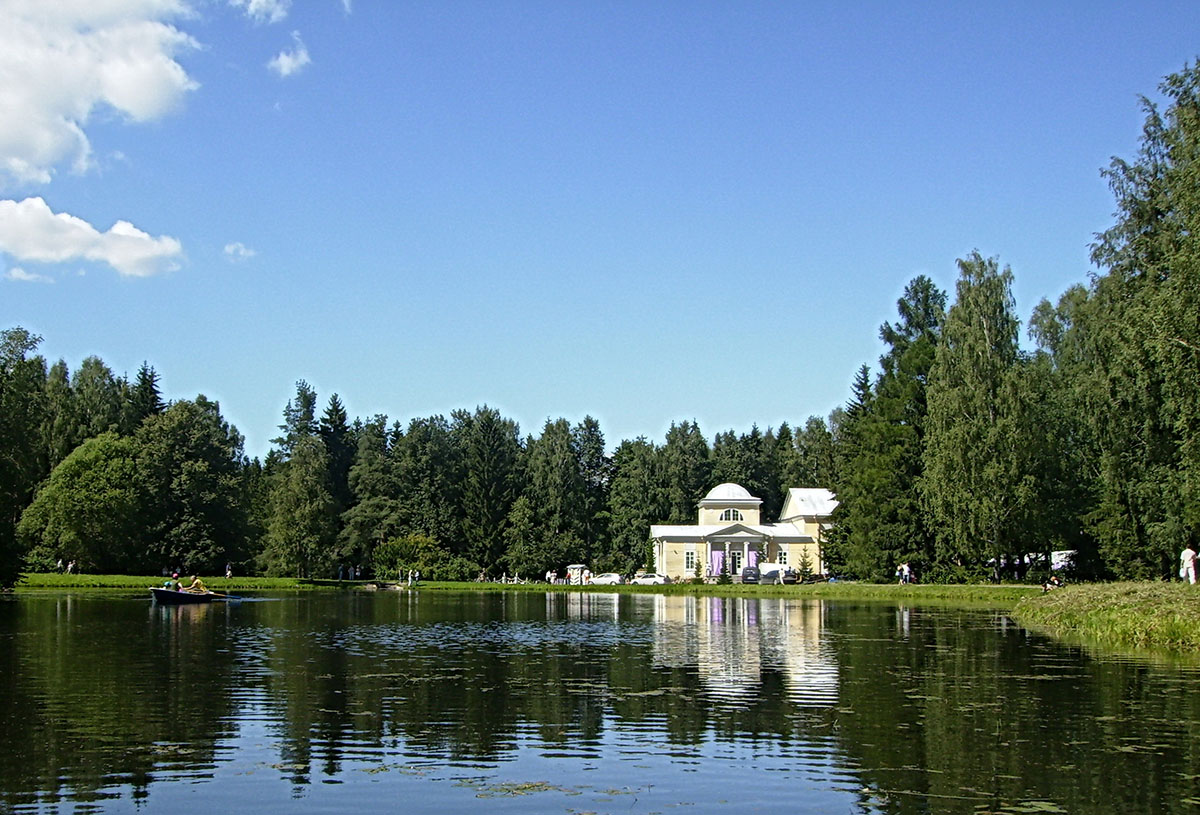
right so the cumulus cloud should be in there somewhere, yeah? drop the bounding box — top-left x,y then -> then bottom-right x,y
0,197 -> 183,278
268,30 -> 310,77
0,1 -> 199,189
223,241 -> 257,261
229,0 -> 291,24
4,266 -> 54,284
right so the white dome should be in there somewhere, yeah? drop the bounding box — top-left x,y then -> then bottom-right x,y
704,483 -> 753,501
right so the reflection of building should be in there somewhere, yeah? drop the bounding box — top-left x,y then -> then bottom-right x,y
649,595 -> 837,708
650,484 -> 836,581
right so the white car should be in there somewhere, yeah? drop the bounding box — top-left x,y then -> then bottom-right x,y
589,573 -> 624,585
629,573 -> 671,585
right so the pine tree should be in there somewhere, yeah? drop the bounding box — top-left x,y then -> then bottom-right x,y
453,406 -> 521,573
605,437 -> 665,573
837,276 -> 944,580
319,393 -> 355,516
124,361 -> 164,433
661,421 -> 711,523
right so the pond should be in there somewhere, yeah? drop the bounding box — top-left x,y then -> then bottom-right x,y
1,590 -> 1198,814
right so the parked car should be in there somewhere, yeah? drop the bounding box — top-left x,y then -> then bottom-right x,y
758,563 -> 799,585
630,573 -> 671,585
590,572 -> 624,585
740,566 -> 761,584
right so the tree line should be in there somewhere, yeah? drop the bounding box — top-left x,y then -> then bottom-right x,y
3,63 -> 1199,587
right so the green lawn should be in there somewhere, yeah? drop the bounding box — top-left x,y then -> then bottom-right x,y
15,573 -> 309,591
1014,581 -> 1200,651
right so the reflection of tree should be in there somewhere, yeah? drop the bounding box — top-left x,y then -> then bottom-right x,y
0,595 -> 238,810
824,604 -> 1200,815
9,591 -> 1197,814
247,591 -> 846,776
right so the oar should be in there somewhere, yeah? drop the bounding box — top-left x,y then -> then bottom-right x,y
207,590 -> 243,601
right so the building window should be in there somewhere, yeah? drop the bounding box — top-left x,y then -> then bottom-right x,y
730,551 -> 743,573
720,508 -> 744,522
778,549 -> 787,565
685,550 -> 696,572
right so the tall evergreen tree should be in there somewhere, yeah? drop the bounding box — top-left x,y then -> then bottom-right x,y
661,421 -> 711,523
338,415 -> 400,568
837,276 -> 945,580
392,415 -> 460,547
318,393 -> 355,516
273,380 -> 318,457
573,416 -> 611,554
123,362 -> 164,434
604,437 -> 664,573
453,406 -> 521,573
515,418 -> 587,568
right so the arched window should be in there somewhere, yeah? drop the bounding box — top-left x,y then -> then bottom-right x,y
720,508 -> 744,522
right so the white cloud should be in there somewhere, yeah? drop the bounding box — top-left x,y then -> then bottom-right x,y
341,0 -> 352,13
0,1 -> 199,189
4,266 -> 54,284
223,241 -> 257,261
0,197 -> 183,278
268,30 -> 310,77
230,0 -> 290,24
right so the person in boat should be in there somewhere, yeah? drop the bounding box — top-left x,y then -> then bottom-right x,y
170,572 -> 182,591
183,575 -> 207,593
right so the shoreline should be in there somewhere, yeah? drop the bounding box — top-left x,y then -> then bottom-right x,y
13,573 -> 1198,653
1013,582 -> 1200,652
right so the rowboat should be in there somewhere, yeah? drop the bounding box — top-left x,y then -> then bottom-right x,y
150,587 -> 220,604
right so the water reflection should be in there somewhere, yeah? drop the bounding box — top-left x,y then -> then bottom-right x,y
2,591 -> 1200,814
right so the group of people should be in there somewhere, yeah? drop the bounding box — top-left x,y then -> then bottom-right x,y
162,572 -> 207,593
896,562 -> 913,584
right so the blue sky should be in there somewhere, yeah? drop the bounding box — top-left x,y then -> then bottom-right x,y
3,1 -> 1199,458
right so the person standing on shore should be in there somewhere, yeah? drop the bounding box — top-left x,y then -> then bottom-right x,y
1181,543 -> 1197,585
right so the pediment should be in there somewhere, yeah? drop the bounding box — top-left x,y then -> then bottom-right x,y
707,523 -> 764,540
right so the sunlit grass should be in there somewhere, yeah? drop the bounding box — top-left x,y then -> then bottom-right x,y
1014,582 -> 1200,650
418,579 -> 1041,605
16,573 -> 309,591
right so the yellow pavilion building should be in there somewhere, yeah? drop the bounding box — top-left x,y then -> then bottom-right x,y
649,483 -> 836,581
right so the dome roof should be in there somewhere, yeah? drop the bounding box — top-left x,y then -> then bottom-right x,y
703,483 -> 755,502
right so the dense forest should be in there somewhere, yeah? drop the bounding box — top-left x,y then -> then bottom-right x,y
3,64 -> 1200,588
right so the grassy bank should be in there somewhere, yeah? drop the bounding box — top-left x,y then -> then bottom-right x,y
1014,582 -> 1200,651
14,573 -> 309,591
13,573 -> 1040,604
418,579 -> 1041,605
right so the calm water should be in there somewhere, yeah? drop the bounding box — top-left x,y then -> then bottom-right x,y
2,590 -> 1199,814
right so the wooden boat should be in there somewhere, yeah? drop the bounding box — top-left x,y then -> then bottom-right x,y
150,587 -> 219,604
